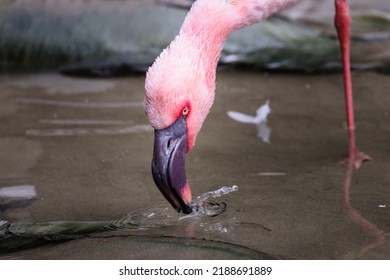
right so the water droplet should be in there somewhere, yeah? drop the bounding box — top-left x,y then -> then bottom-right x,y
122,185 -> 239,234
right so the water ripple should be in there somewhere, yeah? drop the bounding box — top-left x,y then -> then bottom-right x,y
123,185 -> 239,233
17,98 -> 143,108
38,119 -> 134,126
25,125 -> 153,136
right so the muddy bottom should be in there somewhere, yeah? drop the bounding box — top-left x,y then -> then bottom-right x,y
0,70 -> 389,259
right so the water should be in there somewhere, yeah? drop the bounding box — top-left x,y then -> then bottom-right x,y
123,185 -> 238,229
25,124 -> 152,137
0,71 -> 389,259
0,185 -> 238,254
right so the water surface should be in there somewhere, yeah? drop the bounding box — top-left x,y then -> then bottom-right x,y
0,71 -> 389,259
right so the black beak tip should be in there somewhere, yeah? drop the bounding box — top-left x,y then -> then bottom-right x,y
181,203 -> 193,214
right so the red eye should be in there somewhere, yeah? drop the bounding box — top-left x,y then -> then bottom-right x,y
182,106 -> 189,116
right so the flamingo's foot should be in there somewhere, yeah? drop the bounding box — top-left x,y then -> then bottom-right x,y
340,150 -> 372,169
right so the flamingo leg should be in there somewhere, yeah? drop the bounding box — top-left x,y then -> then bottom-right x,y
334,0 -> 372,169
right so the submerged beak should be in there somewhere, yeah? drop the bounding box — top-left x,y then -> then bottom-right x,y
151,115 -> 193,214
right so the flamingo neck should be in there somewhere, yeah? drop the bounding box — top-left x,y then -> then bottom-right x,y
144,0 -> 297,144
177,1 -> 237,91
177,0 -> 297,90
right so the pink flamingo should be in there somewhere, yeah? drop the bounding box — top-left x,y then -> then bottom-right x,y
144,0 -> 372,214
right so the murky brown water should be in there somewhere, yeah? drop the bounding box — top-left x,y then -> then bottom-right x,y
0,70 -> 389,259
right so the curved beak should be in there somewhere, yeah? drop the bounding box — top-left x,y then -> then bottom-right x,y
151,115 -> 193,214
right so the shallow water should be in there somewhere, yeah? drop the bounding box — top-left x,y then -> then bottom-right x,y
0,71 -> 389,259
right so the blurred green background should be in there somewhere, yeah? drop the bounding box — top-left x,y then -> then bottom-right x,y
1,0 -> 389,74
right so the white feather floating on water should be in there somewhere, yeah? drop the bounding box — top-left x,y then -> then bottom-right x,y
227,111 -> 259,124
227,100 -> 271,143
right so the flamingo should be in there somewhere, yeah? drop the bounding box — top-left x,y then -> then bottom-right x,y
144,0 -> 372,214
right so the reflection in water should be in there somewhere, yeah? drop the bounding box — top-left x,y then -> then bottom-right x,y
27,118 -> 151,137
227,100 -> 271,143
0,186 -> 238,253
0,185 -> 36,212
5,74 -> 115,95
257,172 -> 287,176
342,154 -> 386,258
16,98 -> 143,108
38,119 -> 135,126
26,125 -> 153,137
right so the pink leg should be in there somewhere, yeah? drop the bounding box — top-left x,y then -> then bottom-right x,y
334,0 -> 371,169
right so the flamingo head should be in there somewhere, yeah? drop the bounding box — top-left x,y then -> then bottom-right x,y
144,40 -> 215,214
143,0 -> 298,214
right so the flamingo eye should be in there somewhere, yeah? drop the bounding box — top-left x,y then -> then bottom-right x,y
182,106 -> 189,116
